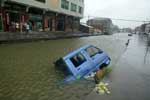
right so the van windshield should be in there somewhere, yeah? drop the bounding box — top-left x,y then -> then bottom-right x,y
86,47 -> 103,57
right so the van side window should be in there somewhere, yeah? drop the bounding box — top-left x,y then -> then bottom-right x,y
70,53 -> 86,68
86,47 -> 102,57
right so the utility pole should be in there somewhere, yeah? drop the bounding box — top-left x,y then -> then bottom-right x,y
87,15 -> 90,25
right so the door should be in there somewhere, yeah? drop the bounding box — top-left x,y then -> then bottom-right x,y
69,51 -> 93,77
48,18 -> 52,31
57,16 -> 65,31
85,46 -> 104,67
0,15 -> 2,31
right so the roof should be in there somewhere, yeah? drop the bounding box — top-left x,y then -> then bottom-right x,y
80,23 -> 94,28
63,44 -> 92,60
89,17 -> 112,22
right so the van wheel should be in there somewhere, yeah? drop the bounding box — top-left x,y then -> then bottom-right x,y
99,63 -> 107,69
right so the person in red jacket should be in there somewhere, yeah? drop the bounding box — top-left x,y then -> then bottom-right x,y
94,68 -> 103,84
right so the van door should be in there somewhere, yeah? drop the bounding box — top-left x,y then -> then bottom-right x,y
82,50 -> 95,71
85,46 -> 104,67
69,51 -> 93,77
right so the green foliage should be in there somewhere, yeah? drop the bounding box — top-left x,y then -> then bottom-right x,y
101,67 -> 112,79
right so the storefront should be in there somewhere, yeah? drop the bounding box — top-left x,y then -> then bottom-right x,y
1,1 -> 28,32
65,16 -> 74,32
8,11 -> 20,32
0,3 -> 4,32
0,7 -> 7,32
0,1 -> 81,33
56,14 -> 65,31
0,14 -> 3,31
43,15 -> 53,31
64,16 -> 80,32
29,14 -> 43,31
48,17 -> 52,31
73,17 -> 80,31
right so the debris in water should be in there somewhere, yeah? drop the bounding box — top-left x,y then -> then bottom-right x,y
94,82 -> 111,95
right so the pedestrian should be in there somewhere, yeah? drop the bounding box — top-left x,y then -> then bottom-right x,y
25,23 -> 30,33
126,39 -> 130,46
94,68 -> 103,84
15,22 -> 19,32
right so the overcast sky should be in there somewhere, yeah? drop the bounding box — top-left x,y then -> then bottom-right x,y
81,0 -> 150,28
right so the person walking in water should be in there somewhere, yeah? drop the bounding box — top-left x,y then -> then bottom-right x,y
94,68 -> 103,84
126,39 -> 130,46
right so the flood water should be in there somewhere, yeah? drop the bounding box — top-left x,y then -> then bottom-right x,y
0,33 -> 129,100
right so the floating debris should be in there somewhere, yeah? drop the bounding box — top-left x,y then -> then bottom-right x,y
84,72 -> 96,81
94,82 -> 110,95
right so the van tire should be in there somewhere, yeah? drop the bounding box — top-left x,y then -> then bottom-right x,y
99,63 -> 107,69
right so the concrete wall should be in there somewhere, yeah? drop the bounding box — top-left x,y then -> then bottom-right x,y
9,0 -> 48,9
47,0 -> 60,11
0,31 -> 92,42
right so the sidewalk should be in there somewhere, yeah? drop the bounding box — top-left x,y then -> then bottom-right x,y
0,31 -> 99,42
85,34 -> 150,100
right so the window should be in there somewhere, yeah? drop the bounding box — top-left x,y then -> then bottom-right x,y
71,3 -> 77,12
35,0 -> 45,3
86,47 -> 103,57
70,53 -> 86,68
61,0 -> 69,10
79,6 -> 83,14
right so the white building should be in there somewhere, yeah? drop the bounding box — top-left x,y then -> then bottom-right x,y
0,0 -> 84,32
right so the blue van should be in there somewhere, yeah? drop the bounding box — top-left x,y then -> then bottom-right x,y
54,45 -> 111,83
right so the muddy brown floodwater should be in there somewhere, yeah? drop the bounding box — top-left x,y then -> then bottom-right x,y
0,33 -> 128,100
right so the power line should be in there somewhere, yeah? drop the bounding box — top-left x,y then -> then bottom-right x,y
83,16 -> 150,23
109,18 -> 147,22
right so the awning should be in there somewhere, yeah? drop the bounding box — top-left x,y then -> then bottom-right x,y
29,15 -> 42,21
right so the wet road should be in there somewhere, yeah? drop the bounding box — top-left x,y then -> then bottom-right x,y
0,33 -> 138,100
86,34 -> 150,100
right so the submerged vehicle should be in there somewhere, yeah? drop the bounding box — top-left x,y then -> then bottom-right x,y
128,33 -> 133,36
54,45 -> 111,83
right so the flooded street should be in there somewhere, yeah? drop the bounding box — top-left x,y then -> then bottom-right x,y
0,0 -> 149,99
0,33 -> 132,100
86,34 -> 150,100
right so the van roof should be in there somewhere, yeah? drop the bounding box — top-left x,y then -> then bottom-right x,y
63,44 -> 92,60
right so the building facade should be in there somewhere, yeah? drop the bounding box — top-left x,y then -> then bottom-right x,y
79,23 -> 94,33
87,18 -> 114,35
0,0 -> 84,32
